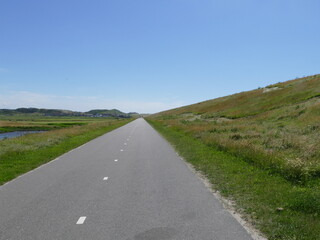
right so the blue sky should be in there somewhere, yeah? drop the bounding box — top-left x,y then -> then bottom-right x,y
1,0 -> 319,113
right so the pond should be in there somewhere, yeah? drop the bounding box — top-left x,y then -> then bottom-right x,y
0,131 -> 44,140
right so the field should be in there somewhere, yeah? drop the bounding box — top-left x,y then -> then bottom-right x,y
0,115 -> 105,133
0,115 -> 132,185
147,74 -> 320,239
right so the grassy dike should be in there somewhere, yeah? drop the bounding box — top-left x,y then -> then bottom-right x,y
147,119 -> 320,240
0,119 -> 132,185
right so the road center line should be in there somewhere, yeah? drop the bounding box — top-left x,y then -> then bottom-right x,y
114,159 -> 118,162
76,216 -> 86,224
103,177 -> 109,180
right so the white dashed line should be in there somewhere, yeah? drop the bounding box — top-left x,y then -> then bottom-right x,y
103,177 -> 109,180
120,149 -> 124,152
76,216 -> 86,224
114,159 -> 118,162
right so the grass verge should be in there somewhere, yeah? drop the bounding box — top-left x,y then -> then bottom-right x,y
0,119 -> 132,185
147,119 -> 320,240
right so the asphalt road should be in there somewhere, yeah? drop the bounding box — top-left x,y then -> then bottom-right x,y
0,118 -> 252,240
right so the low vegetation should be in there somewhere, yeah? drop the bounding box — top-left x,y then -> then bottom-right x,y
0,116 -> 132,185
0,115 -> 104,133
147,74 -> 320,239
0,117 -> 88,133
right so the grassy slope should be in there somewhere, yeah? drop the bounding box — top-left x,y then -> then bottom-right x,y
152,74 -> 320,181
0,118 -> 132,185
161,74 -> 320,118
147,74 -> 320,239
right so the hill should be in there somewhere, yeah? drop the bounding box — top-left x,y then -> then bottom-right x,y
85,109 -> 132,118
0,108 -> 136,118
149,74 -> 320,180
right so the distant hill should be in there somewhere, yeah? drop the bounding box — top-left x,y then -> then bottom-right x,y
0,108 -> 138,118
85,109 -> 132,118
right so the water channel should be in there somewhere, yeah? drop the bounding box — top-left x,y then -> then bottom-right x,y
0,131 -> 44,140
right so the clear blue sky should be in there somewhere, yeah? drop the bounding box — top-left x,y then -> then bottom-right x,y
1,0 -> 319,113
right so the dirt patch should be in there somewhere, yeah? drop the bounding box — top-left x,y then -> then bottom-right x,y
263,87 -> 280,93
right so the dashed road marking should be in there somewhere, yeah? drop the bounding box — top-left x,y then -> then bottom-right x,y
114,159 -> 118,162
120,149 -> 124,152
76,216 -> 86,224
103,177 -> 109,181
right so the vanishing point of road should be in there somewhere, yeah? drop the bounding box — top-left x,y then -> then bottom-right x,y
0,118 -> 253,240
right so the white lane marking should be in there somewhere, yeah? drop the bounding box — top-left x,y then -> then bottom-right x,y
114,159 -> 118,162
103,177 -> 109,180
76,216 -> 86,224
120,149 -> 124,152
124,143 -> 127,145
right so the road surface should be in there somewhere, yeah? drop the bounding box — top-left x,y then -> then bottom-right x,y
0,118 -> 252,240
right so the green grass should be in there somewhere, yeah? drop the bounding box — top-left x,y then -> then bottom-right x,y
0,118 -> 132,185
147,119 -> 320,240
